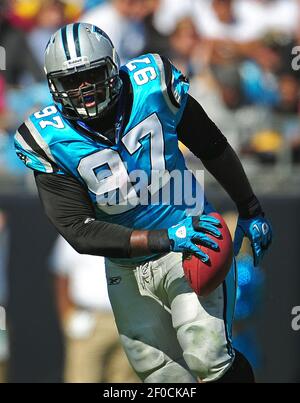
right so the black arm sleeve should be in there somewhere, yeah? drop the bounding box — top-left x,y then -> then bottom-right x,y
201,145 -> 263,217
34,172 -> 133,258
177,95 -> 263,218
177,95 -> 228,160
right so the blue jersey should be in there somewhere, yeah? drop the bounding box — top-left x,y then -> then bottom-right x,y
15,54 -> 207,261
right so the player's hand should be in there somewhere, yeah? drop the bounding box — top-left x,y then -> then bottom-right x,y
167,215 -> 222,262
233,215 -> 273,266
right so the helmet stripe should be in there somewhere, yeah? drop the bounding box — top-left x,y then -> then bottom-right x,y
61,26 -> 71,60
67,24 -> 77,59
73,23 -> 81,58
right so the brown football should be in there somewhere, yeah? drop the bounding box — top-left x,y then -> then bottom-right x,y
183,212 -> 233,297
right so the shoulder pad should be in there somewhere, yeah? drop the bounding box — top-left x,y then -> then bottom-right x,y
14,106 -> 63,173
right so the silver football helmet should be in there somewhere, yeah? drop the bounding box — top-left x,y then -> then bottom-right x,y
44,23 -> 122,120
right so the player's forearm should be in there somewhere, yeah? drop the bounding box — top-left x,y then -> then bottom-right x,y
60,225 -> 170,259
64,217 -> 134,257
129,230 -> 170,257
56,220 -> 171,258
45,214 -> 169,259
202,144 -> 263,218
50,219 -> 171,259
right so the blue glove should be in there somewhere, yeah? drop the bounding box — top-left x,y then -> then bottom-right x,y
233,215 -> 273,266
168,215 -> 222,262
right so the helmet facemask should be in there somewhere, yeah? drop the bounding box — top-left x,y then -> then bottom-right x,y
48,57 -> 122,120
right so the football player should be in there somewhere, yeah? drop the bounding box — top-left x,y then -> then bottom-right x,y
15,23 -> 272,383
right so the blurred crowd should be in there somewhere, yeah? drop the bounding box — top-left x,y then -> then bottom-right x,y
0,0 -> 299,189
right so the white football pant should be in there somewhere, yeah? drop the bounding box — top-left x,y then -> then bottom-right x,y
105,252 -> 237,383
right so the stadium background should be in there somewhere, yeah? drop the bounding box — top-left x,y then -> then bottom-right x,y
0,0 -> 299,383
